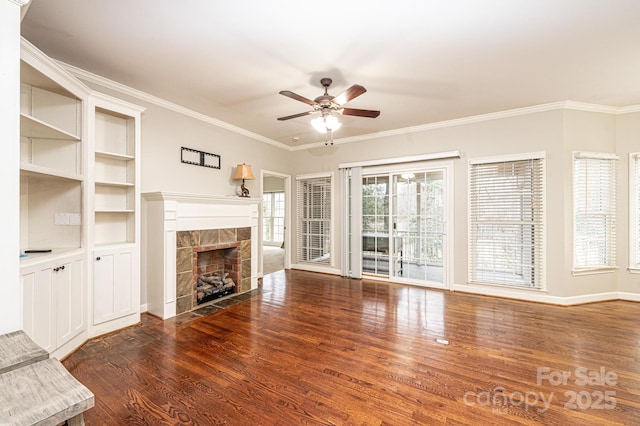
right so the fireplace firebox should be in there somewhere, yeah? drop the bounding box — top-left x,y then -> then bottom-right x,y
195,246 -> 239,305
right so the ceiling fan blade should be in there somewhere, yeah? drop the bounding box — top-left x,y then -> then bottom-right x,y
279,90 -> 317,106
333,84 -> 367,105
341,107 -> 380,118
277,111 -> 313,121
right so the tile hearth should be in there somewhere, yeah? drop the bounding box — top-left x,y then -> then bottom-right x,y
173,287 -> 265,326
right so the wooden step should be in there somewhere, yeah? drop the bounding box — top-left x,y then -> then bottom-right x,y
0,330 -> 49,375
0,358 -> 94,425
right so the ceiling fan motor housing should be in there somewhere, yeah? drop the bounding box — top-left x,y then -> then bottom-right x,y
314,95 -> 335,108
315,78 -> 335,107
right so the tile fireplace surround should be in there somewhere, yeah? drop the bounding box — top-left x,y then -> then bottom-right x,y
143,192 -> 260,319
176,227 -> 251,315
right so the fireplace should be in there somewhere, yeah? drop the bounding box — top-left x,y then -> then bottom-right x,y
175,227 -> 251,315
143,192 -> 259,320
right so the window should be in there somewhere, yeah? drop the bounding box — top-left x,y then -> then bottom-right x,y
296,173 -> 332,265
630,153 -> 640,270
263,192 -> 285,244
469,153 -> 545,288
573,152 -> 618,271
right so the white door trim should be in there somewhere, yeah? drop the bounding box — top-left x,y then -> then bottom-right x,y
260,170 -> 292,275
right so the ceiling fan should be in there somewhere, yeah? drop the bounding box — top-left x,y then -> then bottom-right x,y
277,78 -> 380,143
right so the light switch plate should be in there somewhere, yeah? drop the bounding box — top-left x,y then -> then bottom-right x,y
69,213 -> 81,226
54,212 -> 69,225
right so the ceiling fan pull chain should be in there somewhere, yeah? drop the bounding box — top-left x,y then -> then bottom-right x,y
325,129 -> 334,145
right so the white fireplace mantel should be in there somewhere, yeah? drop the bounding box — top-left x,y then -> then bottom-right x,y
142,192 -> 260,319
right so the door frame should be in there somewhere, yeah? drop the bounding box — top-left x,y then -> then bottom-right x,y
260,170 -> 292,276
351,160 -> 454,290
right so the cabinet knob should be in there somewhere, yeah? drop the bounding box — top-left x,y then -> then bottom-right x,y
96,257 -> 101,261
60,265 -> 65,270
53,267 -> 59,272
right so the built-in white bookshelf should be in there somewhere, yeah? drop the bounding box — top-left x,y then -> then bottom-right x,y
19,37 -> 145,355
89,95 -> 143,337
19,53 -> 87,254
92,103 -> 141,246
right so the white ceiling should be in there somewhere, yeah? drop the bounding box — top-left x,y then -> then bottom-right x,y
20,0 -> 640,148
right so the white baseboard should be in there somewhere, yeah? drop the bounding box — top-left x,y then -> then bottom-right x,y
618,292 -> 640,302
453,283 -> 563,304
89,313 -> 141,338
556,292 -> 621,305
140,303 -> 148,313
454,283 -> 638,305
261,268 -> 640,305
290,264 -> 341,276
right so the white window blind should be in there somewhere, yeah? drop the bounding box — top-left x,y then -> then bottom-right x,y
631,153 -> 640,269
296,174 -> 332,265
573,152 -> 617,270
469,155 -> 545,288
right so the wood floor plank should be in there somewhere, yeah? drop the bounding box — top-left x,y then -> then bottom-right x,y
63,270 -> 640,425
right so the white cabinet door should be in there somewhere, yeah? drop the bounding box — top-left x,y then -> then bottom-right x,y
21,264 -> 55,352
21,253 -> 86,353
55,256 -> 85,347
93,247 -> 138,325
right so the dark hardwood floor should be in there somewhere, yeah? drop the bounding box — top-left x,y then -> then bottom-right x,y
63,270 -> 640,425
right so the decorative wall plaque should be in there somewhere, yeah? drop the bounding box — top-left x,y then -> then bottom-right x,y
181,147 -> 221,169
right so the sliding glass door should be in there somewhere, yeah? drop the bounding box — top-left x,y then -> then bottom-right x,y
391,171 -> 445,284
360,167 -> 448,287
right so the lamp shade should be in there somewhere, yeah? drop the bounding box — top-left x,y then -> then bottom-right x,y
233,163 -> 255,180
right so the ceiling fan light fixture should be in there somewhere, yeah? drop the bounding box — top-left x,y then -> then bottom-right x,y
311,116 -> 326,133
311,113 -> 341,133
325,114 -> 341,131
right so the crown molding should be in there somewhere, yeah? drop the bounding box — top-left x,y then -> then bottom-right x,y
58,61 -> 293,152
616,104 -> 640,114
9,0 -> 30,6
292,102 -> 569,150
21,38 -> 92,99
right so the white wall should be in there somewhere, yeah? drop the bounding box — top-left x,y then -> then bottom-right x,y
0,0 -> 24,334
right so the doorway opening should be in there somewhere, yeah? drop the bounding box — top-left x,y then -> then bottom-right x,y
261,171 -> 291,276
